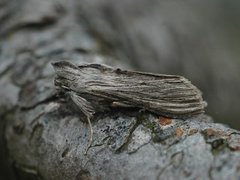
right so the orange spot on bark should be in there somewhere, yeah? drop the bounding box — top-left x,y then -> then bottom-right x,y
176,128 -> 184,137
188,128 -> 198,136
159,117 -> 172,126
228,136 -> 240,151
205,128 -> 216,136
204,128 -> 229,137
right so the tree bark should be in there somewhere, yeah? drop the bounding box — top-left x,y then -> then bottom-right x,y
1,0 -> 240,180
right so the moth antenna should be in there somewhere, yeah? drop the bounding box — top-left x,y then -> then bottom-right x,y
84,116 -> 93,155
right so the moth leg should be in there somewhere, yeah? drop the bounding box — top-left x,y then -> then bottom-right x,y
68,92 -> 95,155
84,115 -> 93,155
111,101 -> 134,108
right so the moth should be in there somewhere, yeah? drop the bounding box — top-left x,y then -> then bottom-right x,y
52,61 -> 206,153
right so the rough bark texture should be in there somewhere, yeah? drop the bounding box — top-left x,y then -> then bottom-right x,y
1,0 -> 240,180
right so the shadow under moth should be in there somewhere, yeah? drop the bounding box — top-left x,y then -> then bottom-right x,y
52,61 -> 206,154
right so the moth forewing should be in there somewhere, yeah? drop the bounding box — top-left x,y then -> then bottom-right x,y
80,67 -> 205,118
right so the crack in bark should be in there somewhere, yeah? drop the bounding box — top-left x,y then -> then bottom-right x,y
19,93 -> 59,111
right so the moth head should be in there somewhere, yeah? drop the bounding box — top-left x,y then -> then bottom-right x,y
51,61 -> 79,78
51,61 -> 80,91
